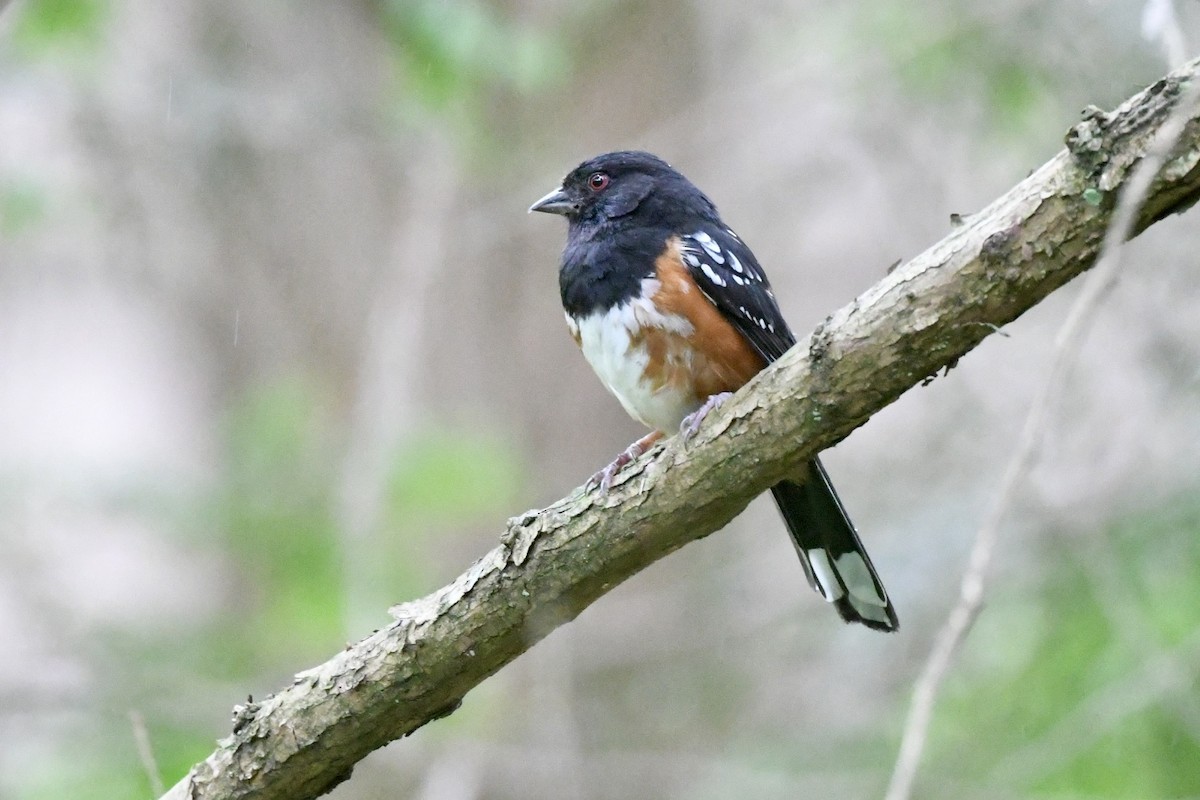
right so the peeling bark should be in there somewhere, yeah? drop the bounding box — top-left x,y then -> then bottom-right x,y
162,57 -> 1200,800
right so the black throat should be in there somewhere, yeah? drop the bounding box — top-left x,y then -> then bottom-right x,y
558,221 -> 669,318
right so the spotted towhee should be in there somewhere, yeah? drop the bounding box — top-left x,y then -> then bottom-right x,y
530,151 -> 897,631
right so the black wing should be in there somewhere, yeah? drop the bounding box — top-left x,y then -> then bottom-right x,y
679,229 -> 896,630
678,228 -> 795,363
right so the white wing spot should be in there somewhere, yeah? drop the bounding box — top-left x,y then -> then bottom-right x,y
682,252 -> 701,268
731,274 -> 745,286
700,262 -> 726,287
728,253 -> 744,274
689,231 -> 726,264
701,241 -> 725,264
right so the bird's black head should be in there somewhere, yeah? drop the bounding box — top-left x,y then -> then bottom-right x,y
529,151 -> 718,231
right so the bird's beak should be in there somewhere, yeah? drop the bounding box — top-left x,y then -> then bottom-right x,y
528,186 -> 577,215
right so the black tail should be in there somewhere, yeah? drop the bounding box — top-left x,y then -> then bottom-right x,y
770,458 -> 898,632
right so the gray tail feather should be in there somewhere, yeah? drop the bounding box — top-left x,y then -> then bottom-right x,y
770,458 -> 898,632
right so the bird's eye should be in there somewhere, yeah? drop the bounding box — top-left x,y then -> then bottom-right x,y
587,172 -> 610,192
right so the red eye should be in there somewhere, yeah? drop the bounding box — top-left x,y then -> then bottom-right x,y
587,172 -> 609,191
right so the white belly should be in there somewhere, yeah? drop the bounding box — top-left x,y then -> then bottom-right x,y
569,286 -> 700,433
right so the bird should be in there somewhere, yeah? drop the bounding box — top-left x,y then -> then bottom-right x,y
529,151 -> 897,632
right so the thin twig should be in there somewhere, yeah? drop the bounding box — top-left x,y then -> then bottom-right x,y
1142,0 -> 1189,70
883,71 -> 1200,800
130,709 -> 166,798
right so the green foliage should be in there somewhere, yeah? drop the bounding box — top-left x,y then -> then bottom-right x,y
855,2 -> 1055,139
0,178 -> 47,236
379,0 -> 568,147
20,747 -> 150,800
353,426 -> 523,611
930,495 -> 1200,797
210,377 -> 524,732
220,379 -> 343,660
17,713 -> 222,800
8,377 -> 525,799
383,0 -> 562,108
384,427 -> 521,530
9,0 -> 109,58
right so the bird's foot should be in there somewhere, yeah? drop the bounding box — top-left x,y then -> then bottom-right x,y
587,431 -> 663,493
679,392 -> 733,444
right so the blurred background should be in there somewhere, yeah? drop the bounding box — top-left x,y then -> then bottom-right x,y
2,0 -> 1199,798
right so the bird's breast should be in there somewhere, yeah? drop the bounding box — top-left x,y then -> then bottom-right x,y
563,238 -> 768,434
569,278 -> 704,433
568,279 -> 765,434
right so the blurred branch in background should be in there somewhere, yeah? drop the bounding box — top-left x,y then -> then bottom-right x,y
161,58 -> 1200,800
129,709 -> 166,797
885,57 -> 1200,800
1142,0 -> 1189,69
335,143 -> 458,633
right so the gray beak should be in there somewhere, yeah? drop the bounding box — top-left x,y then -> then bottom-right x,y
528,186 -> 577,215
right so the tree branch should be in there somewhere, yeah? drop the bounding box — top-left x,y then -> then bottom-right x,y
162,58 -> 1200,800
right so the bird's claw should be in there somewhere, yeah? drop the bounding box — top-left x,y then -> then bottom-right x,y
586,432 -> 663,494
679,392 -> 733,444
586,451 -> 634,493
